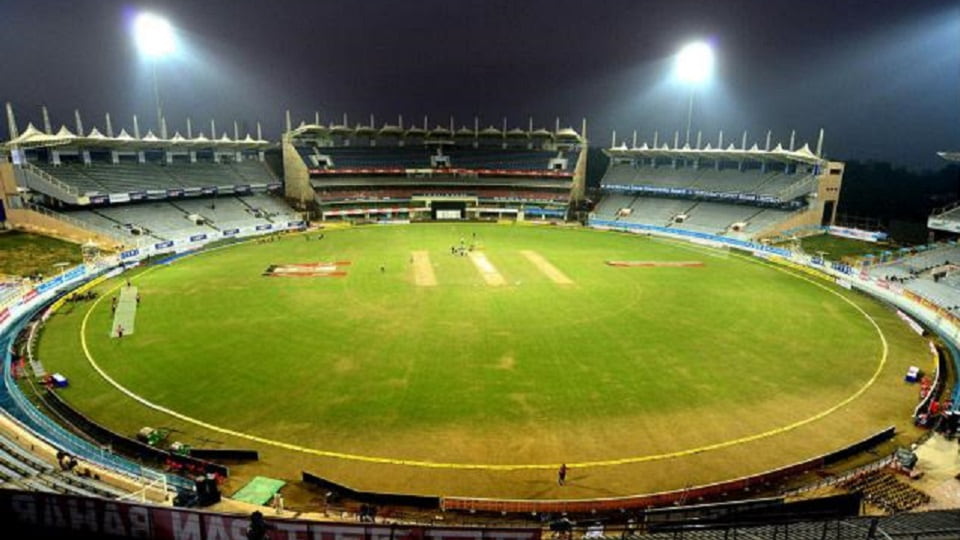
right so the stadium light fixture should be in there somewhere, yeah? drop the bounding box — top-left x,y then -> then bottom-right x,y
675,41 -> 715,147
133,13 -> 176,58
676,42 -> 714,84
133,12 -> 176,135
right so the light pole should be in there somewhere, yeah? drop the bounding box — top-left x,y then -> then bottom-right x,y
675,42 -> 714,147
133,13 -> 176,134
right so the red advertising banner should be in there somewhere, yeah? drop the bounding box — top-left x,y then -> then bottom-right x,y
0,307 -> 10,325
3,490 -> 541,540
18,288 -> 37,305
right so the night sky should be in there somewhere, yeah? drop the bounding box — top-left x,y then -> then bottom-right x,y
1,0 -> 958,168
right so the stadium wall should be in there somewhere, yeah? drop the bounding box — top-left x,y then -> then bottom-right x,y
569,143 -> 588,202
758,161 -> 843,238
441,427 -> 894,514
819,161 -> 844,225
281,134 -> 313,205
3,207 -> 121,248
0,162 -> 18,226
0,489 -> 543,540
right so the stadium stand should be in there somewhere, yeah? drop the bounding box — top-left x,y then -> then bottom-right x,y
670,201 -> 762,235
35,158 -> 277,194
0,109 -> 297,249
839,471 -> 931,513
282,116 -> 585,221
592,134 -> 844,239
63,195 -> 300,242
866,244 -> 960,312
926,151 -> 960,235
617,509 -> 960,539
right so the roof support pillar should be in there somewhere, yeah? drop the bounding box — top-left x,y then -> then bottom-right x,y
42,106 -> 52,134
739,130 -> 747,171
761,130 -> 772,173
186,117 -> 196,163
502,117 -> 507,149
133,115 -> 145,164
651,131 -> 659,166
42,106 -> 61,164
105,113 -> 119,164
672,131 -> 679,168
211,119 -> 219,163
161,117 -> 172,163
75,110 -> 91,165
5,102 -> 18,140
233,121 -> 242,162
717,130 -> 723,170
257,121 -> 265,162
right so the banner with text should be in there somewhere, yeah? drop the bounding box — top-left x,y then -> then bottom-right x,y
3,490 -> 541,540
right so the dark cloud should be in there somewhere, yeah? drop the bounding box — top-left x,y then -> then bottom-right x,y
1,0 -> 958,167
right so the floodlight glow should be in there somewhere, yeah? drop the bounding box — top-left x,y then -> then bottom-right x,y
133,13 -> 175,57
676,42 -> 714,84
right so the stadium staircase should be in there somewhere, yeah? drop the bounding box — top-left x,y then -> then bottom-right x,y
19,162 -> 83,204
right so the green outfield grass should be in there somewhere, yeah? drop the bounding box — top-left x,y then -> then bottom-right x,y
37,224 -> 929,497
0,230 -> 83,278
788,234 -> 890,260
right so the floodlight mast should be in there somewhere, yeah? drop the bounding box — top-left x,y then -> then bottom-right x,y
133,13 -> 175,135
152,62 -> 162,138
675,42 -> 714,147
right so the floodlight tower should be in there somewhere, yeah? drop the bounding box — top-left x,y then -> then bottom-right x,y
675,41 -> 714,147
133,13 -> 176,135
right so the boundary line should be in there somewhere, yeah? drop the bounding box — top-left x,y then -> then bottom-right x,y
77,235 -> 889,471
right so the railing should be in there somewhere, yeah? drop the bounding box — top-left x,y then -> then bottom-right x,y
774,173 -> 819,202
930,199 -> 960,218
20,162 -> 81,198
783,455 -> 895,498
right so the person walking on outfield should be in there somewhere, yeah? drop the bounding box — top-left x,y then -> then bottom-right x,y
116,324 -> 124,339
558,463 -> 567,486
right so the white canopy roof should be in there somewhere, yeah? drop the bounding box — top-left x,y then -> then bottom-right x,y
2,124 -> 73,149
4,124 -> 270,150
288,118 -> 580,142
605,141 -> 823,165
